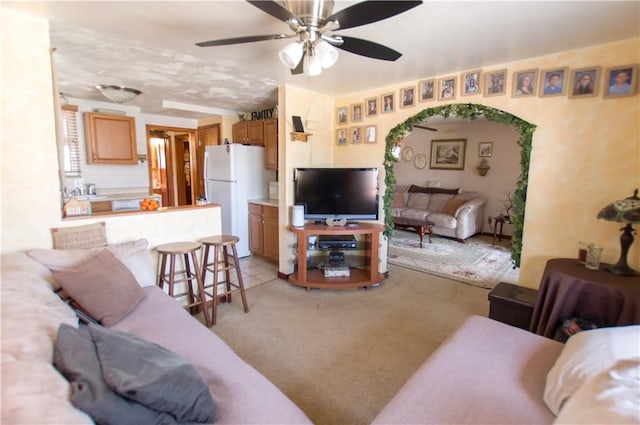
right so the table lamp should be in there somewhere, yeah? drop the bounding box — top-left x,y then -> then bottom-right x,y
596,189 -> 640,276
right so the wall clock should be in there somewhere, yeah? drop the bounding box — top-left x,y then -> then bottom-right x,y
401,146 -> 414,162
414,153 -> 427,169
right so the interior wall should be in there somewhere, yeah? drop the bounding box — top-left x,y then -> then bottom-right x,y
69,97 -> 197,192
277,85 -> 333,273
394,119 -> 521,235
1,9 -> 221,254
330,37 -> 640,288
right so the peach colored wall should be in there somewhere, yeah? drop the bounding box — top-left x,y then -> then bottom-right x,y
1,9 -> 221,256
277,85 -> 334,273
332,38 -> 640,288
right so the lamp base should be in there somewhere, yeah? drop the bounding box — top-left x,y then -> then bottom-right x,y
606,263 -> 638,277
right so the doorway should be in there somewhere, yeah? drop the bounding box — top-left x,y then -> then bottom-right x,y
146,125 -> 197,207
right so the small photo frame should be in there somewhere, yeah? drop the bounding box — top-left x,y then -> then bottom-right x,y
365,125 -> 377,143
604,65 -> 638,98
430,139 -> 467,170
478,142 -> 493,157
539,67 -> 568,97
569,66 -> 600,98
351,103 -> 363,122
418,79 -> 436,102
438,76 -> 457,101
484,69 -> 507,97
414,153 -> 427,170
381,92 -> 395,113
365,97 -> 378,117
512,69 -> 538,98
350,126 -> 362,144
336,128 -> 348,146
462,70 -> 482,96
400,86 -> 415,108
336,106 -> 348,125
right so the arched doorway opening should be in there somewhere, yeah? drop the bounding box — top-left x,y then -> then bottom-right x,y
382,104 -> 536,266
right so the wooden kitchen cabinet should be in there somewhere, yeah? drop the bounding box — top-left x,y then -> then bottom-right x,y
232,120 -> 264,145
263,118 -> 278,170
249,203 -> 279,262
84,112 -> 137,165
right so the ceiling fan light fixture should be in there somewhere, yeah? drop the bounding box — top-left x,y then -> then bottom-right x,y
96,85 -> 141,103
307,53 -> 323,76
315,40 -> 338,69
278,41 -> 304,69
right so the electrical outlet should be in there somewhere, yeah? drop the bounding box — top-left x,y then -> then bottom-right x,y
488,217 -> 492,224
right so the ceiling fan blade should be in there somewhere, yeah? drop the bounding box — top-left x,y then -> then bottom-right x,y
246,0 -> 296,23
291,52 -> 305,75
335,36 -> 402,61
196,34 -> 293,47
327,0 -> 422,30
414,124 -> 438,132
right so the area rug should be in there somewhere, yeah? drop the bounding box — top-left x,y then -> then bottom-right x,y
388,230 -> 515,289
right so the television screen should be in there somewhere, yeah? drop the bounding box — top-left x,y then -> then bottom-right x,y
294,168 -> 379,221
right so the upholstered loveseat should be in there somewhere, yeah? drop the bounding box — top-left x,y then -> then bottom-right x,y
392,184 -> 487,241
0,241 -> 312,424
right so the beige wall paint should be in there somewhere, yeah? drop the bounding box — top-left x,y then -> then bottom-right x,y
331,38 -> 640,288
1,9 -> 221,256
277,85 -> 333,273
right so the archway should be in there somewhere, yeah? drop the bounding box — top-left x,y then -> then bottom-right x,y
382,104 -> 536,267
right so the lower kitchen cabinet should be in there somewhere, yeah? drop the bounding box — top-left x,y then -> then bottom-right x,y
249,202 -> 279,262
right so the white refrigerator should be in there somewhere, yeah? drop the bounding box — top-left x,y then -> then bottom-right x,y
204,144 -> 275,257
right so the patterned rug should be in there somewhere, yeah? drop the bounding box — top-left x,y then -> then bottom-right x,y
388,230 -> 516,289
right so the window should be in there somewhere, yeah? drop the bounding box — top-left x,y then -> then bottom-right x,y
61,105 -> 81,177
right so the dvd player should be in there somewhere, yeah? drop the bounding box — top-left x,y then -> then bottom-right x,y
318,235 -> 357,249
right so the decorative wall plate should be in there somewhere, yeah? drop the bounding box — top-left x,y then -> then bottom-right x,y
401,146 -> 414,162
414,153 -> 427,169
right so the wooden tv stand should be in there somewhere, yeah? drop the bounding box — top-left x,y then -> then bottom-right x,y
287,223 -> 385,290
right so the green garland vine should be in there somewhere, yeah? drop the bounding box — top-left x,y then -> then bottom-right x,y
383,103 -> 536,267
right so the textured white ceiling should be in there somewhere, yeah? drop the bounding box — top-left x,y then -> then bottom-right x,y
5,1 -> 639,118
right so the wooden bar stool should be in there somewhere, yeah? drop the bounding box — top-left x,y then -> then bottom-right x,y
200,235 -> 249,325
157,241 -> 211,327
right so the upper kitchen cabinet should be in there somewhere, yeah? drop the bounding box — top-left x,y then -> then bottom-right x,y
263,118 -> 278,170
84,112 -> 137,165
232,120 -> 263,145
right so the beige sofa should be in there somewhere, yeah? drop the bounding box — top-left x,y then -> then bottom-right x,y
392,184 -> 487,241
0,242 -> 312,424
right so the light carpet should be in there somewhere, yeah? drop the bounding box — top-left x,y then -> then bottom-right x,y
388,230 -> 517,289
210,265 -> 490,425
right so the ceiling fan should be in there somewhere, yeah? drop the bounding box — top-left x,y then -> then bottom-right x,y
414,124 -> 438,132
196,0 -> 423,76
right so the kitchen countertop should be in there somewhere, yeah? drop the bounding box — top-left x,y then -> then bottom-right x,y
66,193 -> 161,202
249,198 -> 279,208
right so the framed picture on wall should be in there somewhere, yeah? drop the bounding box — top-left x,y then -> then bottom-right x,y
484,69 -> 507,97
462,70 -> 482,96
400,86 -> 415,108
512,69 -> 538,98
336,128 -> 348,145
430,139 -> 467,170
568,66 -> 600,98
381,92 -> 395,113
438,76 -> 457,100
418,79 -> 436,102
350,126 -> 362,144
351,103 -> 363,122
478,142 -> 493,157
365,125 -> 377,143
604,64 -> 638,98
365,97 -> 378,117
539,67 -> 568,97
336,106 -> 348,125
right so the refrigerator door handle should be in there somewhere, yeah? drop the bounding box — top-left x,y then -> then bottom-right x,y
203,151 -> 210,180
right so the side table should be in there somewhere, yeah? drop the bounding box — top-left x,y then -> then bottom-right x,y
492,215 -> 510,245
529,258 -> 640,338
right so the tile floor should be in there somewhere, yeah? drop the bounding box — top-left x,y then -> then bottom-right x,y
231,255 -> 279,290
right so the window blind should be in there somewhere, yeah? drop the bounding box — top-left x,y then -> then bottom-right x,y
62,106 -> 81,177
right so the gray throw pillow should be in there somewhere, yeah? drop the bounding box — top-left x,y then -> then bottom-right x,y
88,324 -> 217,424
52,249 -> 144,326
53,324 -> 177,425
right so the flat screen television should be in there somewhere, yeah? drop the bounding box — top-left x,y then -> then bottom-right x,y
294,167 -> 379,221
